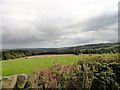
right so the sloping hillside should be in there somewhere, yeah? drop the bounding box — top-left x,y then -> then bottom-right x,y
1,42 -> 120,60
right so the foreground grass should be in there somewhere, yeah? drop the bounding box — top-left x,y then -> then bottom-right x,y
1,54 -> 119,76
2,55 -> 81,76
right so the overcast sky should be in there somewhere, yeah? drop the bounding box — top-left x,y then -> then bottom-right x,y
1,0 -> 119,49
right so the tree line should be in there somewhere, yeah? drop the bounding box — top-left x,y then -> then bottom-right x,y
1,47 -> 119,60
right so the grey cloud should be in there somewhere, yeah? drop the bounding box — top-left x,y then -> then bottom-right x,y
73,37 -> 95,45
84,14 -> 117,32
2,18 -> 64,48
61,12 -> 118,45
65,13 -> 117,32
2,11 -> 118,49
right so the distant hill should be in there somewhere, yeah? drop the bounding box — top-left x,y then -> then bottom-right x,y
65,42 -> 119,50
1,42 -> 120,60
57,42 -> 120,54
2,42 -> 120,52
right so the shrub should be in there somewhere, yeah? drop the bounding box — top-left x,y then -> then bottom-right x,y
25,58 -> 120,89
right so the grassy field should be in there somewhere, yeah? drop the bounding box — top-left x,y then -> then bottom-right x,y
1,54 -> 118,76
2,55 -> 81,76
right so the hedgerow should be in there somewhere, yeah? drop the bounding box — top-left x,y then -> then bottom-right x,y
24,54 -> 120,90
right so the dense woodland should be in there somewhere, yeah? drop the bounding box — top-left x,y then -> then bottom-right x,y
1,42 -> 120,60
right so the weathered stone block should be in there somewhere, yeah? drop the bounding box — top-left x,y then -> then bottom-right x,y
17,74 -> 27,89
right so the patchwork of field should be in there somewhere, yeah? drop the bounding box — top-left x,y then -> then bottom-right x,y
1,54 -> 118,76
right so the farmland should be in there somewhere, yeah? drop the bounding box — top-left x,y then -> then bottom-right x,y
1,53 -> 120,89
2,54 -> 80,76
1,43 -> 120,89
2,54 -> 119,76
1,54 -> 120,90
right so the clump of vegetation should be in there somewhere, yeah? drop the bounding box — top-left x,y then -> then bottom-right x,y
23,54 -> 120,90
2,50 -> 33,60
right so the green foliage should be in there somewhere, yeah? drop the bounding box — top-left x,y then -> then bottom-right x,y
2,50 -> 33,60
24,54 -> 120,89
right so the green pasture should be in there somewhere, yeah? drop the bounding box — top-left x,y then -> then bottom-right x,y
2,55 -> 81,76
1,54 -> 118,76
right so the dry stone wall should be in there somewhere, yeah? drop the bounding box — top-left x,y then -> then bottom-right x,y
1,74 -> 28,89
